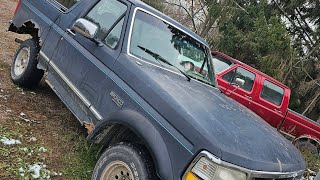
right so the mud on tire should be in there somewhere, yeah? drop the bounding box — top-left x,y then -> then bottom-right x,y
11,38 -> 44,88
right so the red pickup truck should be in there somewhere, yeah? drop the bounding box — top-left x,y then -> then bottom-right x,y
212,51 -> 320,154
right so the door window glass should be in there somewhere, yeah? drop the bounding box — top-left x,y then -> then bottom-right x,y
260,80 -> 284,106
54,0 -> 80,9
222,67 -> 255,92
103,18 -> 124,49
85,0 -> 127,41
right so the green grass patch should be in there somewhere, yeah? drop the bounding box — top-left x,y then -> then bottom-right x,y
0,126 -> 51,179
61,132 -> 101,180
301,150 -> 320,173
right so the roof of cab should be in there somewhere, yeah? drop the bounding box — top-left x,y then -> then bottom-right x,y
128,0 -> 209,47
212,51 -> 290,89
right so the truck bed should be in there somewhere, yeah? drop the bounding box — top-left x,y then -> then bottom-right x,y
283,109 -> 320,139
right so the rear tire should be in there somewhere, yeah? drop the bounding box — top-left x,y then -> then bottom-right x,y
11,38 -> 44,88
295,139 -> 319,155
92,142 -> 157,180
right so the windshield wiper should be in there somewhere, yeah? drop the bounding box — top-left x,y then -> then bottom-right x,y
138,45 -> 191,81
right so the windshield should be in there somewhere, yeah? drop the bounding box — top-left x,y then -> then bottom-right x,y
212,55 -> 234,74
129,10 -> 216,86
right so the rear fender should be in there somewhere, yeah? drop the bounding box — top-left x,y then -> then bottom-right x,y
294,135 -> 320,144
8,20 -> 40,40
87,109 -> 173,180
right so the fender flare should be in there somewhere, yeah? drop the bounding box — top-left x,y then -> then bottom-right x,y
293,135 -> 320,150
87,109 -> 173,180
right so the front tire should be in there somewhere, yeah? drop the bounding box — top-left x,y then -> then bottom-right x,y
11,38 -> 44,88
92,143 -> 157,180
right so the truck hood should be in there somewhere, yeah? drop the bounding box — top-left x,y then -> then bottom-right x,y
115,56 -> 305,172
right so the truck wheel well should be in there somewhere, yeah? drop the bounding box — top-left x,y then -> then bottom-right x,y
92,124 -> 158,174
10,21 -> 39,41
294,137 -> 320,154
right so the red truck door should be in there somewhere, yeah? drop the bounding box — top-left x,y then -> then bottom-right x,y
217,65 -> 257,108
251,77 -> 288,128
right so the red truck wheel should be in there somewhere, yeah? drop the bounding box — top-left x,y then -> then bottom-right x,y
295,139 -> 319,155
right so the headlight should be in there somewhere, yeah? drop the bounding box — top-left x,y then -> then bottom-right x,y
184,155 -> 246,180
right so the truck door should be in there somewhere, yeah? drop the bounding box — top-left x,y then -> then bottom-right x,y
218,65 -> 256,108
45,0 -> 130,123
251,77 -> 287,128
37,0 -> 82,67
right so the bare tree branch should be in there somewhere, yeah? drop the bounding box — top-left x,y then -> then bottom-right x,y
232,0 -> 249,14
272,0 -> 313,49
163,0 -> 197,31
294,8 -> 315,46
302,92 -> 320,115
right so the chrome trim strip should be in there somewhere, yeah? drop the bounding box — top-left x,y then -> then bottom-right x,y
183,150 -> 304,180
89,106 -> 103,120
39,51 -> 103,120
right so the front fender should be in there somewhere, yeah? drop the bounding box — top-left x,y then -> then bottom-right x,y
87,109 -> 173,180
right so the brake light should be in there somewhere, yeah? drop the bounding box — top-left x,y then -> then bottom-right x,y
14,0 -> 21,15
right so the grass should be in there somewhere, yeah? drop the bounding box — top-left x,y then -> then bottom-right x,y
0,125 -> 51,179
0,123 -> 100,179
301,150 -> 320,177
61,132 -> 101,179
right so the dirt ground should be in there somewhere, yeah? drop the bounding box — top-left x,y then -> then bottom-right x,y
0,0 -> 98,179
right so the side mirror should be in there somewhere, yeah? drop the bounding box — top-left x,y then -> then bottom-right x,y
235,78 -> 245,87
72,18 -> 98,40
226,78 -> 245,95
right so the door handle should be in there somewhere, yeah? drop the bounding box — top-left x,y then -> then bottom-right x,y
66,28 -> 76,36
244,94 -> 252,100
274,109 -> 282,114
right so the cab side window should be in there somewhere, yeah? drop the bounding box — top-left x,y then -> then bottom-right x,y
85,0 -> 127,48
222,67 -> 255,92
260,80 -> 284,106
54,0 -> 80,9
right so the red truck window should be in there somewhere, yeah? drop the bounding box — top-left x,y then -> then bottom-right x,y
260,80 -> 284,106
212,56 -> 234,74
222,67 -> 255,92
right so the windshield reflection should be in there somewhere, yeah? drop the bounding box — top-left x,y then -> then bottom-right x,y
129,10 -> 215,86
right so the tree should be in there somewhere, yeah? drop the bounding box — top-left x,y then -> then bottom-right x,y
142,0 -> 165,11
271,0 -> 319,119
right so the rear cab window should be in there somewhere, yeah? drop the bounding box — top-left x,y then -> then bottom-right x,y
222,67 -> 256,92
212,55 -> 234,74
260,80 -> 284,106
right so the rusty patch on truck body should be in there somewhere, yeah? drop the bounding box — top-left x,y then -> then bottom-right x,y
84,122 -> 95,134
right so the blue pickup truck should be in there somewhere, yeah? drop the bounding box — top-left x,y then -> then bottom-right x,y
8,0 -> 305,179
